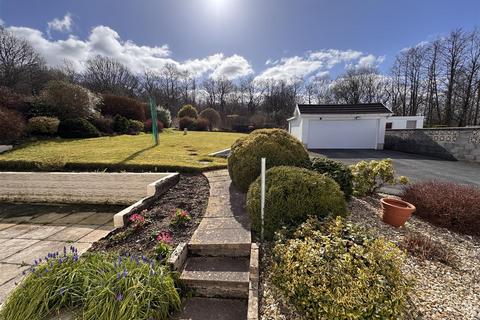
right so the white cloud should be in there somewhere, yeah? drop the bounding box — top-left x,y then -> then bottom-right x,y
47,13 -> 73,37
354,54 -> 385,69
210,54 -> 253,80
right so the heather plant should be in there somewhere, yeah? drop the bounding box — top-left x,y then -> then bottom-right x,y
350,158 -> 408,196
171,208 -> 191,227
401,231 -> 459,267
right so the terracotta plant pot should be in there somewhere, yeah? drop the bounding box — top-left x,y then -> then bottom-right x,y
380,198 -> 416,227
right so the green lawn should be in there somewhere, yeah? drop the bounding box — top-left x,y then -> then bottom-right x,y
0,130 -> 246,172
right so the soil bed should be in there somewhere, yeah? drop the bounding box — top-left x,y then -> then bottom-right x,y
90,174 -> 209,256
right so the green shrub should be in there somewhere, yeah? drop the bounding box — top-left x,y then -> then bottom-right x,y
113,115 -> 130,134
228,129 -> 310,192
247,166 -> 347,239
26,116 -> 60,135
199,108 -> 221,130
309,157 -> 353,199
89,115 -> 114,135
0,249 -> 181,320
177,104 -> 198,119
156,106 -> 172,128
178,116 -> 196,130
128,120 -> 144,135
0,107 -> 26,143
272,217 -> 411,319
58,118 -> 100,139
350,159 -> 409,196
101,94 -> 146,121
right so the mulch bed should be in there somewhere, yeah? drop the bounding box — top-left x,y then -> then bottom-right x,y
90,174 -> 209,256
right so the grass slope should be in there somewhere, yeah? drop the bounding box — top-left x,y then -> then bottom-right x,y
0,130 -> 245,172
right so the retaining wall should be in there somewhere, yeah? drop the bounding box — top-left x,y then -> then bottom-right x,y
385,127 -> 480,162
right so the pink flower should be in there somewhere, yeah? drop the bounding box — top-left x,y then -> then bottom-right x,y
129,214 -> 145,223
156,232 -> 173,244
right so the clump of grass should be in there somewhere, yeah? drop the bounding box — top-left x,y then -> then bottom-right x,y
401,231 -> 459,268
0,247 -> 180,320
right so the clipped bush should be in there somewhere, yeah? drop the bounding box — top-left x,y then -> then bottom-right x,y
89,115 -> 114,135
228,129 -> 310,192
26,116 -> 60,135
156,106 -> 172,128
310,157 -> 354,199
58,118 -> 100,139
144,119 -> 164,133
101,94 -> 146,121
0,249 -> 181,320
199,108 -> 221,130
178,116 -> 196,130
128,120 -> 144,135
350,159 -> 408,196
195,118 -> 210,131
0,107 -> 26,143
402,181 -> 480,236
247,166 -> 347,239
272,217 -> 411,319
177,104 -> 198,119
113,114 -> 130,134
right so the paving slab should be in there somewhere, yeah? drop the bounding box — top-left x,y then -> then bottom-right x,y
0,223 -> 15,231
0,224 -> 40,239
181,257 -> 250,284
197,216 -> 251,230
76,213 -> 114,225
47,225 -> 98,242
176,297 -> 247,320
0,238 -> 39,261
29,213 -> 71,224
0,215 -> 36,223
77,228 -> 111,243
0,275 -> 23,304
18,225 -> 66,240
51,212 -> 97,225
0,264 -> 28,285
3,240 -> 69,265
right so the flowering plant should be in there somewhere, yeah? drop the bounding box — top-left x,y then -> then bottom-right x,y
155,231 -> 173,258
156,231 -> 173,244
129,210 -> 147,229
171,208 -> 191,226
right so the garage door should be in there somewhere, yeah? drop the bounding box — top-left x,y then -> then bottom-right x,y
307,119 -> 378,149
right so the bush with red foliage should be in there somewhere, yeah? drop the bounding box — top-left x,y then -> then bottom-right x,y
144,119 -> 164,132
402,181 -> 480,236
195,118 -> 210,131
178,117 -> 196,130
101,94 -> 146,121
0,107 -> 26,143
0,86 -> 28,113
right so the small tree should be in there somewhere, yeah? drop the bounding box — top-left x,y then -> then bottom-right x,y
199,108 -> 221,130
156,106 -> 172,128
177,104 -> 198,119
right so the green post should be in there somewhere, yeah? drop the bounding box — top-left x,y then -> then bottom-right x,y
149,97 -> 159,145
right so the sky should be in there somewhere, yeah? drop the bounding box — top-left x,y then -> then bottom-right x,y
1,0 -> 479,82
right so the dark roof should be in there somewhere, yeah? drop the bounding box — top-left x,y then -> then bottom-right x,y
297,103 -> 392,115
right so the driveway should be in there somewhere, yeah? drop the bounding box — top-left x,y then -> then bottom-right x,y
309,149 -> 480,193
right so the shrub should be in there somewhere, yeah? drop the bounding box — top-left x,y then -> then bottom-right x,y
0,86 -> 28,112
0,249 -> 181,320
249,114 -> 267,129
128,120 -> 144,135
144,119 -> 164,132
402,181 -> 480,236
401,231 -> 459,267
350,159 -> 409,196
101,94 -> 146,121
156,106 -> 172,128
38,81 -> 101,120
177,104 -> 198,119
309,157 -> 354,199
227,115 -> 251,132
113,115 -> 130,134
195,118 -> 210,131
178,116 -> 196,130
272,217 -> 411,319
58,118 -> 100,139
228,129 -> 310,192
247,166 -> 347,239
199,108 -> 221,130
0,107 -> 26,143
89,115 -> 114,134
26,116 -> 60,135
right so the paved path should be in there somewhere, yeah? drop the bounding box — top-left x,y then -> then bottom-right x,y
0,203 -> 121,304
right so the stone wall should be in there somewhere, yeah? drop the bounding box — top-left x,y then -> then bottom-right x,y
385,127 -> 480,162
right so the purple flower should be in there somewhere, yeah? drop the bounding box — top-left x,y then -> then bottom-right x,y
117,273 -> 121,279
123,269 -> 128,277
59,288 -> 65,295
116,293 -> 123,301
34,260 -> 38,265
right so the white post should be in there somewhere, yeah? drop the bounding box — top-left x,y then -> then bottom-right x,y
260,158 -> 266,242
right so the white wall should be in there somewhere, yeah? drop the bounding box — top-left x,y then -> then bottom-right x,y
387,116 -> 424,129
288,116 -> 302,141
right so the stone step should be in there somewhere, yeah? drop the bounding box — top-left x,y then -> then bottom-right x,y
180,257 -> 250,299
175,297 -> 247,320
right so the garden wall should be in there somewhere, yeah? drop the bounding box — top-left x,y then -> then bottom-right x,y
0,172 -> 178,205
385,127 -> 480,162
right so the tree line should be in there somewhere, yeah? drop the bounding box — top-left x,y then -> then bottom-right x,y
1,26 -> 479,127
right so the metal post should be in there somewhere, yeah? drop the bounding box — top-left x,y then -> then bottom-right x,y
260,158 -> 266,242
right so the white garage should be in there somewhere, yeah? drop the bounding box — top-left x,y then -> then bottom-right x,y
288,103 -> 392,150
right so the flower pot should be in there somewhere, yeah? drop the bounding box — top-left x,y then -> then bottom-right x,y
380,198 -> 416,227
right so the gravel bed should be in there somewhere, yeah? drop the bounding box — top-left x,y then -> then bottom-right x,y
259,196 -> 480,320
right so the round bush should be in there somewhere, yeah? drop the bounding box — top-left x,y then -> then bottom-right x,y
0,107 -> 26,143
199,108 -> 221,130
144,119 -> 164,133
101,94 -> 146,121
272,217 -> 410,319
58,118 -> 100,139
178,116 -> 195,130
247,166 -> 347,239
310,157 -> 353,199
195,118 -> 210,131
228,129 -> 310,192
26,116 -> 60,135
128,120 -> 144,135
113,114 -> 130,134
89,115 -> 114,135
177,104 -> 198,119
156,106 -> 172,128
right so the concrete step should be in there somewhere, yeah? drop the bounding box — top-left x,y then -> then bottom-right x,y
175,297 -> 247,320
180,257 -> 250,299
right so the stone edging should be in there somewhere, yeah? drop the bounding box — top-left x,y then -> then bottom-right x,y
167,242 -> 188,271
113,172 -> 179,227
248,243 -> 259,320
